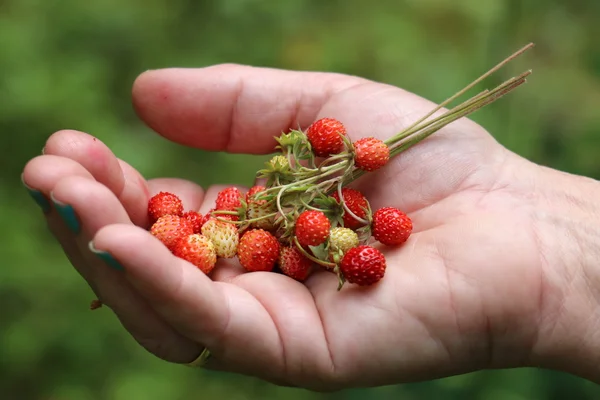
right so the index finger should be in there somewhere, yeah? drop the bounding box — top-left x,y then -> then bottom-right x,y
131,64 -> 368,154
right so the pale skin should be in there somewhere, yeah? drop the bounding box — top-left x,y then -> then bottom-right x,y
21,64 -> 600,391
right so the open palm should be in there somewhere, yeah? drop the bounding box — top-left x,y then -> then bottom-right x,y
23,65 -> 548,391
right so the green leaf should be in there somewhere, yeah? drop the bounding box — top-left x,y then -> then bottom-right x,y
308,244 -> 329,261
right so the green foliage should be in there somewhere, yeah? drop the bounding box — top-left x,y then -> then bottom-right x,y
2,0 -> 599,398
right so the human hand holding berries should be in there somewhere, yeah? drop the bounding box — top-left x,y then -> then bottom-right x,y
21,54 -> 600,389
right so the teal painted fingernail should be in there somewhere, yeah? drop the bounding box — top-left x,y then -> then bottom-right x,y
26,187 -> 51,213
89,241 -> 125,271
21,175 -> 51,213
50,193 -> 81,234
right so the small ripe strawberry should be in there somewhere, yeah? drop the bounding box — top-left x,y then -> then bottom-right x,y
201,218 -> 239,258
182,210 -> 204,233
372,207 -> 413,246
339,245 -> 386,286
306,118 -> 347,157
148,192 -> 184,224
331,188 -> 369,230
202,208 -> 232,226
172,234 -> 217,274
353,137 -> 390,172
329,227 -> 359,255
237,229 -> 280,272
246,185 -> 267,202
215,187 -> 243,221
278,246 -> 313,281
295,210 -> 331,247
150,215 -> 194,251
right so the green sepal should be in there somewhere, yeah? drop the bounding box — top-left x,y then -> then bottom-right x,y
308,243 -> 329,262
335,265 -> 346,291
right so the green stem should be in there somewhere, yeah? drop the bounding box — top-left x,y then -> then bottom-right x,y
299,197 -> 327,212
293,237 -> 336,268
384,43 -> 534,146
336,180 -> 369,226
385,70 -> 531,149
344,70 -> 531,186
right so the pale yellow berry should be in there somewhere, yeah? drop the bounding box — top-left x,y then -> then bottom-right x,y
268,155 -> 289,171
201,218 -> 239,258
329,227 -> 359,254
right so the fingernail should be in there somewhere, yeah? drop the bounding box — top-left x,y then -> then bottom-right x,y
89,241 -> 125,271
21,175 -> 51,214
50,193 -> 81,234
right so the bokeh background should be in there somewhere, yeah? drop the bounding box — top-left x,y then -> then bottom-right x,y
2,0 -> 600,399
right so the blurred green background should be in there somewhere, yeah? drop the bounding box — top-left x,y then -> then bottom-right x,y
2,0 -> 600,398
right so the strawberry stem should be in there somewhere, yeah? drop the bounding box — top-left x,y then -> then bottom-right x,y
246,43 -> 534,256
383,42 -> 534,147
293,237 -> 336,268
336,180 -> 369,226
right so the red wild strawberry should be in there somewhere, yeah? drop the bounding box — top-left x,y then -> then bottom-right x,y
372,207 -> 413,246
201,209 -> 214,227
237,229 -> 280,272
182,210 -> 203,233
150,215 -> 194,251
306,118 -> 347,157
278,246 -> 313,281
215,187 -> 243,221
172,234 -> 217,274
246,185 -> 266,202
202,208 -> 232,226
295,210 -> 331,247
331,188 -> 369,230
148,192 -> 184,224
340,245 -> 386,286
353,137 -> 390,172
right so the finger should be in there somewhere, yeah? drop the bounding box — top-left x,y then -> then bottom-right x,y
22,158 -> 96,296
51,176 -> 200,362
131,64 -> 368,154
43,130 -> 125,195
43,130 -> 153,227
117,159 -> 151,227
51,175 -> 131,237
92,224 -> 284,376
22,154 -> 95,244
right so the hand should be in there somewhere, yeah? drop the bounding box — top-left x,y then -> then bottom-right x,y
21,64 -> 600,390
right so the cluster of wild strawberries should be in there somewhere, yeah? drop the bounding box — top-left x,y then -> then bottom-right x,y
147,118 -> 413,289
143,44 -> 534,291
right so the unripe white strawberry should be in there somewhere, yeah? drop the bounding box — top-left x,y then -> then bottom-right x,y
329,227 -> 359,254
247,200 -> 276,230
246,185 -> 276,231
268,155 -> 289,171
201,218 -> 239,258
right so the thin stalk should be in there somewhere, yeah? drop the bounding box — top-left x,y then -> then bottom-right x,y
384,43 -> 534,145
293,237 -> 336,269
342,72 -> 530,187
337,180 -> 369,226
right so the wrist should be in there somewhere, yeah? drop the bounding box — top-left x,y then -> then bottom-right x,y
527,163 -> 600,382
